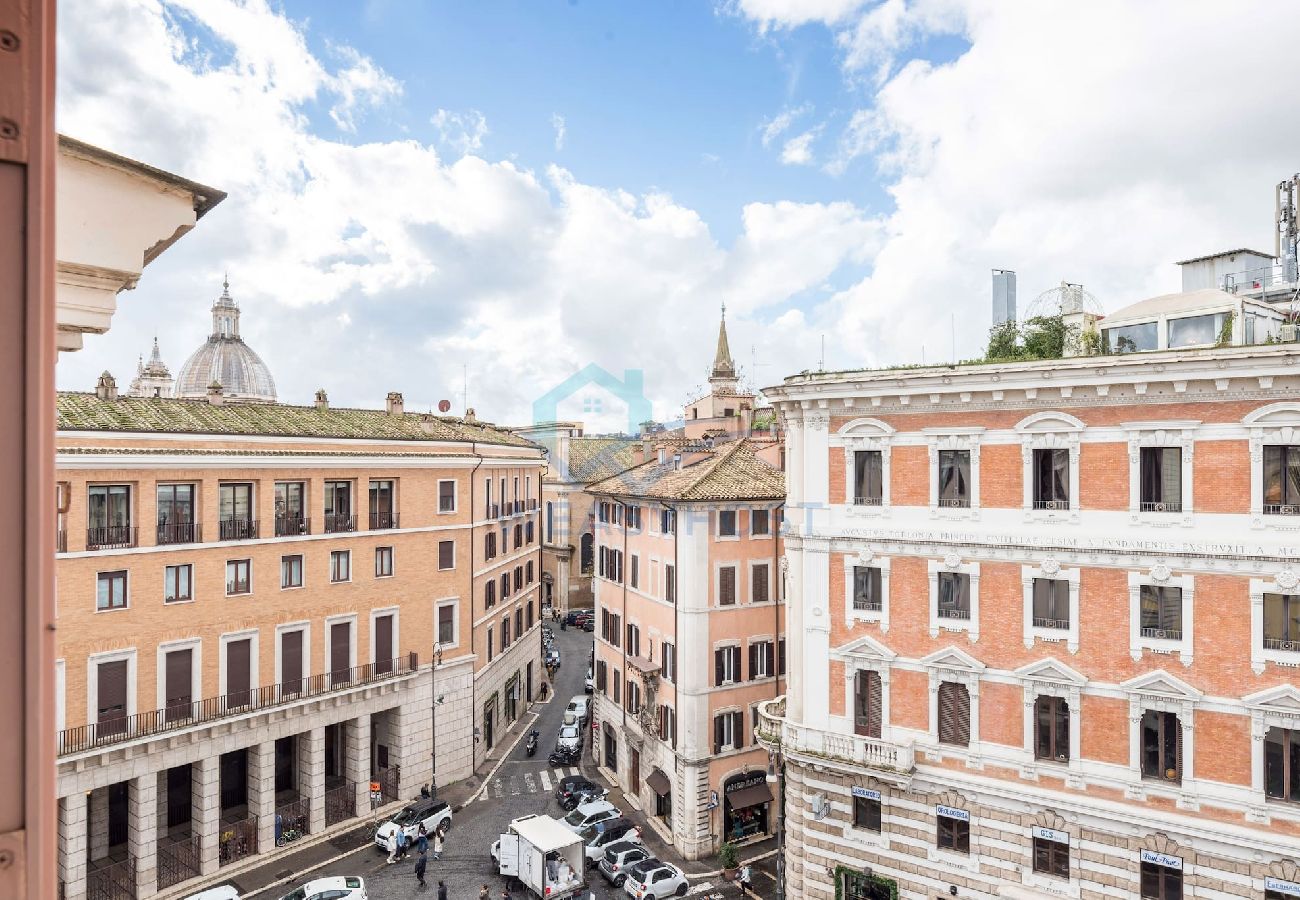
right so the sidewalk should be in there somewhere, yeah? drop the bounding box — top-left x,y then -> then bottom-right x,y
439,691 -> 552,811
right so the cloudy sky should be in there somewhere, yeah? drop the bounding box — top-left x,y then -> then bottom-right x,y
56,0 -> 1300,428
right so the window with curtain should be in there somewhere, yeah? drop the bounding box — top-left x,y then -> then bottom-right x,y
1140,447 -> 1182,512
1141,710 -> 1181,782
1264,593 -> 1300,651
1032,578 -> 1070,629
938,449 -> 971,507
1034,696 -> 1070,762
1264,445 -> 1300,515
1140,585 -> 1183,640
1032,447 -> 1070,508
937,571 -> 970,620
853,450 -> 883,505
853,566 -> 882,611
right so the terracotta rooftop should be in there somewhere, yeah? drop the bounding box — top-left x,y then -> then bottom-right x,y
565,437 -> 641,482
56,392 -> 535,448
587,439 -> 784,501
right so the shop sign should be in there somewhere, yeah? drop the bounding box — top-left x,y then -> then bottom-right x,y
935,805 -> 969,822
1266,878 -> 1300,897
706,790 -> 719,810
1140,849 -> 1182,870
725,773 -> 767,794
1032,826 -> 1069,844
851,786 -> 881,801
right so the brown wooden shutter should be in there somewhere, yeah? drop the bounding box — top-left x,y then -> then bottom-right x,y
97,660 -> 128,735
375,614 -> 394,674
281,630 -> 303,694
765,642 -> 776,679
866,671 -> 882,738
715,649 -> 725,686
720,567 -> 735,604
226,639 -> 251,709
748,644 -> 758,681
714,715 -> 724,754
331,622 -> 351,686
938,682 -> 970,746
165,649 -> 192,716
753,564 -> 769,603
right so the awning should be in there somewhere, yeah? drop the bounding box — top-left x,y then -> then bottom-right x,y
646,769 -> 672,796
725,782 -> 774,809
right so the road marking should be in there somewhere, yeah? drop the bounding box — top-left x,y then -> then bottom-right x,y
489,780 -> 505,799
523,771 -> 538,793
467,710 -> 541,805
538,769 -> 553,791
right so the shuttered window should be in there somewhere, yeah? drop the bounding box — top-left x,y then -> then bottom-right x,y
715,647 -> 740,685
437,540 -> 454,570
97,660 -> 128,735
752,564 -> 770,603
280,630 -> 304,695
937,682 -> 970,746
225,639 -> 252,709
719,566 -> 736,605
1141,710 -> 1182,782
164,649 -> 192,719
330,622 -> 352,686
374,614 -> 394,673
854,670 -> 882,738
748,641 -> 775,679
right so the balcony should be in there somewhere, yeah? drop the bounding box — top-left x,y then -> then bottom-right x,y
1140,501 -> 1182,513
1033,617 -> 1070,630
755,696 -> 914,784
1264,504 -> 1300,516
938,497 -> 970,509
275,514 -> 310,537
58,652 -> 419,756
1033,499 -> 1069,511
1141,626 -> 1182,641
86,524 -> 137,550
938,606 -> 971,621
324,513 -> 356,534
854,496 -> 883,507
368,510 -> 399,530
528,499 -> 538,511
218,517 -> 258,541
852,598 -> 882,612
157,522 -> 201,545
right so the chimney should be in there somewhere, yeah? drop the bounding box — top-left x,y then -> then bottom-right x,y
315,389 -> 328,411
386,391 -> 405,416
658,447 -> 666,464
464,407 -> 477,424
95,371 -> 118,401
992,268 -> 1017,327
206,381 -> 225,406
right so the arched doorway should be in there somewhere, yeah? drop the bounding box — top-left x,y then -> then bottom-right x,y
580,532 -> 594,573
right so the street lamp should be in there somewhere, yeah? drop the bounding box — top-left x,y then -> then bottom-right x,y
431,644 -> 444,798
766,750 -> 785,900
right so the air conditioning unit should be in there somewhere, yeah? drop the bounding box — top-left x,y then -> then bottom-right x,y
811,795 -> 831,821
1281,323 -> 1298,343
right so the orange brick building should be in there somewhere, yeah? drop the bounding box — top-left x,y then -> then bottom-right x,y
762,294 -> 1300,899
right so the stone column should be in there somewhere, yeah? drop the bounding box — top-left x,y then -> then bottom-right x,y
88,787 -> 109,862
390,682 -> 434,793
129,774 -> 158,896
58,793 -> 88,900
247,741 -> 276,853
346,716 -> 372,819
299,726 -> 326,834
191,756 -> 220,875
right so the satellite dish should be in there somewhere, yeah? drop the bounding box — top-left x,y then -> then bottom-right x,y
437,399 -> 451,413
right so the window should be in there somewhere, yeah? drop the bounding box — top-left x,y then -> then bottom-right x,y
218,482 -> 255,539
437,604 -> 455,646
719,566 -> 736,605
938,449 -> 971,508
936,811 -> 970,854
164,564 -> 192,603
1103,321 -> 1158,354
500,573 -> 510,599
1168,311 -> 1227,348
375,546 -> 394,577
626,623 -> 641,658
513,523 -> 522,549
658,705 -> 677,747
87,484 -> 133,547
937,682 -> 970,746
595,660 -> 607,693
526,520 -> 534,544
1032,833 -> 1069,879
852,794 -> 881,831
613,676 -> 620,704
281,554 -> 303,588
1032,578 -> 1069,629
275,481 -> 307,536
661,642 -> 676,682
438,540 -> 454,570
526,602 -> 533,629
485,532 -> 496,559
1141,710 -> 1181,783
630,554 -> 640,589
713,710 -> 743,752
714,646 -> 741,685
1140,585 -> 1182,640
853,566 -> 882,611
330,550 -> 351,583
502,617 -> 511,648
1140,858 -> 1183,900
854,450 -> 883,505
853,670 -> 882,738
779,638 -> 786,676
752,509 -> 771,535
514,566 -> 523,591
937,571 -> 970,620
748,641 -> 774,679
97,570 -> 128,610
1140,447 -> 1182,513
661,509 -> 676,534
1034,696 -> 1070,762
545,502 -> 554,543
1265,593 -> 1300,651
486,626 -> 494,662
226,559 -> 251,595
752,563 -> 770,603
324,480 -> 353,532
626,680 -> 641,714
1033,447 -> 1070,509
718,511 -> 737,537
842,871 -> 890,900
156,484 -> 196,543
665,565 -> 676,603
526,561 -> 534,583
1264,445 -> 1300,515
438,480 -> 456,513
629,506 -> 642,530
515,607 -> 523,639
1265,727 -> 1300,802
368,479 -> 396,529
485,579 -> 496,608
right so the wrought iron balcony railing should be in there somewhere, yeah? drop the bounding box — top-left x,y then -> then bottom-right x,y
324,513 -> 356,534
275,514 -> 310,537
218,517 -> 258,541
86,524 -> 137,550
157,522 -> 201,545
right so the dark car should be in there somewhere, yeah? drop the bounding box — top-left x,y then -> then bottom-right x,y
581,618 -> 595,632
560,784 -> 608,811
564,611 -> 581,625
555,774 -> 600,803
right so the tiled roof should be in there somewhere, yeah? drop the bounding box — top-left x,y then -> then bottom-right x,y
58,447 -> 465,459
566,437 -> 641,482
56,392 -> 535,448
587,439 -> 785,501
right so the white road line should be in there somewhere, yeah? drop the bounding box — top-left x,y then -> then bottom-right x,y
538,769 -> 553,791
523,771 -> 538,793
489,780 -> 505,799
467,710 -> 541,805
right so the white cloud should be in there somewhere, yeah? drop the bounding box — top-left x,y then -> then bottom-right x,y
551,113 -> 566,151
780,126 -> 823,165
728,0 -> 868,31
759,102 -> 810,147
328,44 -> 402,132
431,107 -> 489,156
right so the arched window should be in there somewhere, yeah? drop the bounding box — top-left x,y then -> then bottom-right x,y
580,533 -> 594,574
546,501 -> 554,544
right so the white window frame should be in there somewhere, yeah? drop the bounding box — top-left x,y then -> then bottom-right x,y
1021,560 -> 1080,654
218,629 -> 260,697
370,606 -> 400,667
715,509 -> 740,541
833,417 -> 895,516
324,614 -> 357,674
330,549 -> 352,584
155,637 -> 202,711
928,556 -> 979,643
86,647 -> 137,728
435,597 -> 460,650
163,562 -> 194,604
1015,658 -> 1087,784
274,621 -> 312,687
1124,420 -> 1198,527
437,539 -> 456,572
716,642 -> 741,685
1121,670 -> 1200,807
1244,403 -> 1300,529
925,427 -> 984,520
1244,684 -> 1300,814
843,550 -> 890,630
750,638 -> 774,678
715,706 -> 741,751
437,478 -> 458,514
1128,568 -> 1194,665
921,647 -> 985,764
1250,573 -> 1300,673
1016,412 -> 1083,524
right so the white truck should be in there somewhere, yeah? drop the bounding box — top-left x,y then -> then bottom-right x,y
497,814 -> 587,899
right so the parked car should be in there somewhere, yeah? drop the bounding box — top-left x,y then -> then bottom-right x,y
585,668 -> 594,693
556,723 -> 582,752
373,798 -> 451,850
278,876 -> 368,900
560,784 -> 608,811
546,648 -> 561,668
184,887 -> 242,900
581,818 -> 642,867
623,862 -> 688,899
581,618 -> 595,632
555,775 -> 601,804
567,696 -> 590,724
598,843 -> 656,887
564,610 -> 582,625
561,800 -> 619,833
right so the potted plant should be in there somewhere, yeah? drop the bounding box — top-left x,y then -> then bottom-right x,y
719,841 -> 739,881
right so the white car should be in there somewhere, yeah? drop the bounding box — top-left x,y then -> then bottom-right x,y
561,799 -> 619,832
585,669 -> 594,693
567,695 -> 590,723
623,862 -> 688,899
278,876 -> 368,900
373,798 -> 451,850
556,723 -> 582,752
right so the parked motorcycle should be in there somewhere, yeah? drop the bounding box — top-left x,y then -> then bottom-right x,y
525,730 -> 539,757
548,747 -> 580,767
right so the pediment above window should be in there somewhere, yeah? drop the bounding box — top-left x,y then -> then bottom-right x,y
1014,657 -> 1088,686
920,645 -> 985,673
1243,402 -> 1300,429
831,633 -> 897,663
1015,411 -> 1085,434
1120,669 -> 1202,700
1243,683 -> 1300,713
837,417 -> 896,436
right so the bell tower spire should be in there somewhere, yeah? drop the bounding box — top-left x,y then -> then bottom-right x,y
709,302 -> 738,391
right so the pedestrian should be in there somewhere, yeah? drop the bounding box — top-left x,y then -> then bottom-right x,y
479,885 -> 491,900
432,828 -> 444,860
738,863 -> 753,896
416,825 -> 429,858
438,880 -> 449,900
414,848 -> 428,887
385,828 -> 398,864
396,826 -> 409,861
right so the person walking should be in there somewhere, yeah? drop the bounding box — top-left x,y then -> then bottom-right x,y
437,881 -> 449,900
432,828 -> 444,861
385,829 -> 398,864
479,885 -> 491,900
415,825 -> 429,858
414,846 -> 428,888
396,826 -> 409,861
738,863 -> 753,897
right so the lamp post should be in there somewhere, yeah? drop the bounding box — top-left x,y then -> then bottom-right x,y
766,749 -> 785,900
430,644 -> 443,799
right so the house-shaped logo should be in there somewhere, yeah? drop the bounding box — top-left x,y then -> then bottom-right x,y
533,364 -> 651,435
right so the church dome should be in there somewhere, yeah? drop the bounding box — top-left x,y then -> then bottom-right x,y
174,278 -> 277,403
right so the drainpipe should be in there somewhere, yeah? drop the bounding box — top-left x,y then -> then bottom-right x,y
449,443 -> 481,790
664,501 -> 680,844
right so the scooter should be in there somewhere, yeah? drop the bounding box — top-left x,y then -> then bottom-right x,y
548,747 -> 580,767
525,730 -> 539,757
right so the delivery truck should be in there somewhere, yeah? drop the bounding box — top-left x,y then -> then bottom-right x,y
497,814 -> 587,898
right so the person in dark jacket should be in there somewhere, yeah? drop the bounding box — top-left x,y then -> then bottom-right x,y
437,880 -> 448,900
414,849 -> 428,887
